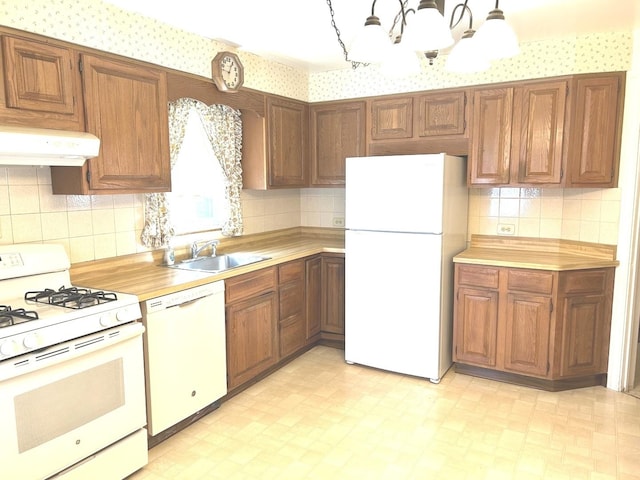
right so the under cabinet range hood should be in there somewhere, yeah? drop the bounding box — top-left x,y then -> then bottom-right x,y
0,125 -> 100,166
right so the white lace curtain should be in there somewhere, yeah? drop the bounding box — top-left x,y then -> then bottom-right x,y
141,98 -> 243,248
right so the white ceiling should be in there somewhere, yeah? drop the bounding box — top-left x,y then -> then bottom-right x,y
104,0 -> 640,72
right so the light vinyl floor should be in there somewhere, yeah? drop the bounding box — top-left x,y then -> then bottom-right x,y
129,346 -> 640,480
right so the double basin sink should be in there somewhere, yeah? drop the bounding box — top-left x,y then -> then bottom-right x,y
167,253 -> 270,274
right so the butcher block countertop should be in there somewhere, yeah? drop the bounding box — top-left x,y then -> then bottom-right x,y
70,227 -> 345,301
454,235 -> 619,271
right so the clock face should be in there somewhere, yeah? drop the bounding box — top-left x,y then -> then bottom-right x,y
220,55 -> 240,89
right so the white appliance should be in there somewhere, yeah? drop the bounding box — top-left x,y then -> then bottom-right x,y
142,281 -> 227,437
345,154 -> 468,383
0,243 -> 147,479
0,125 -> 100,166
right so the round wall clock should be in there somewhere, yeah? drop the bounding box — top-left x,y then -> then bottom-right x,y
211,51 -> 244,93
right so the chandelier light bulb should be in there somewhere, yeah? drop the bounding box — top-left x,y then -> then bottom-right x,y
445,29 -> 490,73
348,15 -> 392,64
474,7 -> 520,60
402,0 -> 454,52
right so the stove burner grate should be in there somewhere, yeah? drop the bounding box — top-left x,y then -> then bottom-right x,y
24,286 -> 118,309
0,305 -> 39,327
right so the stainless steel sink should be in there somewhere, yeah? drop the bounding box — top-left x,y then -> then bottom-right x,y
167,253 -> 270,273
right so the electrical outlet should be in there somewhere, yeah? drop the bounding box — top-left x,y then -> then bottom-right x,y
332,217 -> 345,228
497,223 -> 515,235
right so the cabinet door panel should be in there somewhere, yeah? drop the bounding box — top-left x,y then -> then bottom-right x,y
0,35 -> 84,130
322,256 -> 345,334
512,81 -> 567,184
469,88 -> 513,185
310,101 -> 365,186
504,293 -> 551,376
417,91 -> 467,137
81,54 -> 170,192
267,97 -> 308,187
454,287 -> 498,366
305,256 -> 322,340
370,97 -> 413,140
560,294 -> 607,377
226,292 -> 278,390
567,75 -> 622,187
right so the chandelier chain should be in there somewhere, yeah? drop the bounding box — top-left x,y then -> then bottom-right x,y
326,0 -> 367,70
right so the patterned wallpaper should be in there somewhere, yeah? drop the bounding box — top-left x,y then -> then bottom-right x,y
308,32 -> 633,101
0,0 -> 308,101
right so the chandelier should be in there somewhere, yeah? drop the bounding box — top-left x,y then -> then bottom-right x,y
327,0 -> 519,76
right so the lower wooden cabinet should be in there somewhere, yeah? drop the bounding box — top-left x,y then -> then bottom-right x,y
278,260 -> 306,358
225,267 -> 278,390
453,263 -> 614,390
321,255 -> 345,335
305,255 -> 322,340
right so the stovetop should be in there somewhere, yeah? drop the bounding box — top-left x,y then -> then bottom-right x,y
0,243 -> 142,362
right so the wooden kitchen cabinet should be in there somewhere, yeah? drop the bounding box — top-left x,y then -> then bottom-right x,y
565,73 -> 624,187
225,267 -> 278,390
305,255 -> 322,341
468,73 -> 624,188
453,263 -> 614,390
51,54 -> 171,194
0,34 -> 85,130
469,81 -> 567,186
242,95 -> 308,189
468,87 -> 513,185
309,100 -> 365,186
278,259 -> 306,358
321,254 -> 345,336
416,89 -> 468,139
369,96 -> 413,141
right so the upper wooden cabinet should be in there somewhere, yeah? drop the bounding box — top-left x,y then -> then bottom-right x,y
468,72 -> 624,188
0,35 -> 84,130
309,100 -> 365,186
416,90 -> 468,138
366,89 -> 470,156
267,96 -> 308,187
469,87 -> 514,185
243,95 -> 308,189
51,54 -> 171,194
565,74 -> 624,187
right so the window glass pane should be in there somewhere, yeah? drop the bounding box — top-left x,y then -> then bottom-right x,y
168,109 -> 228,235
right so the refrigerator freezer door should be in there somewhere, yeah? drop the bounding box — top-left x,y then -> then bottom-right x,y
345,154 -> 445,234
345,229 -> 448,380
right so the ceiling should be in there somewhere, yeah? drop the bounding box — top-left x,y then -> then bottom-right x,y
104,0 -> 640,72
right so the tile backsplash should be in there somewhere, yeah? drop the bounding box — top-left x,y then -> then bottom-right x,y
0,163 -> 620,263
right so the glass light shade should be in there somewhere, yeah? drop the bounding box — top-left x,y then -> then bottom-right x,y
474,9 -> 520,60
348,16 -> 392,64
402,2 -> 454,52
380,39 -> 422,78
445,30 -> 490,73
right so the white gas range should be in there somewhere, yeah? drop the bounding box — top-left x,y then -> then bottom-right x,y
0,243 -> 148,480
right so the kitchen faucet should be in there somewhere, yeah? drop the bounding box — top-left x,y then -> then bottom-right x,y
191,239 -> 219,259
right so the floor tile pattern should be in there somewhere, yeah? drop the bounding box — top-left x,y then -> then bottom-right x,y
129,346 -> 640,480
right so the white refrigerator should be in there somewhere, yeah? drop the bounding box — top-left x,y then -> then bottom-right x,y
344,153 -> 468,383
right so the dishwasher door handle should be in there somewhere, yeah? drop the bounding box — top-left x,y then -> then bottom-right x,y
167,295 -> 210,309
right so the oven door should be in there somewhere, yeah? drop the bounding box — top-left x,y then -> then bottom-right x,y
0,323 -> 147,480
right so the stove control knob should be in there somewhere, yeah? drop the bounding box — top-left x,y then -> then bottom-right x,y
99,314 -> 113,327
23,333 -> 42,350
0,340 -> 18,357
116,308 -> 133,322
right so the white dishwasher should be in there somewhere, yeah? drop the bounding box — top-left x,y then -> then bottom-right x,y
141,280 -> 227,436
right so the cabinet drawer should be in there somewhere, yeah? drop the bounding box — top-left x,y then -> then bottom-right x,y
279,313 -> 306,358
507,269 -> 554,294
279,281 -> 304,319
456,265 -> 499,289
225,267 -> 277,304
278,260 -> 304,284
559,269 -> 611,294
